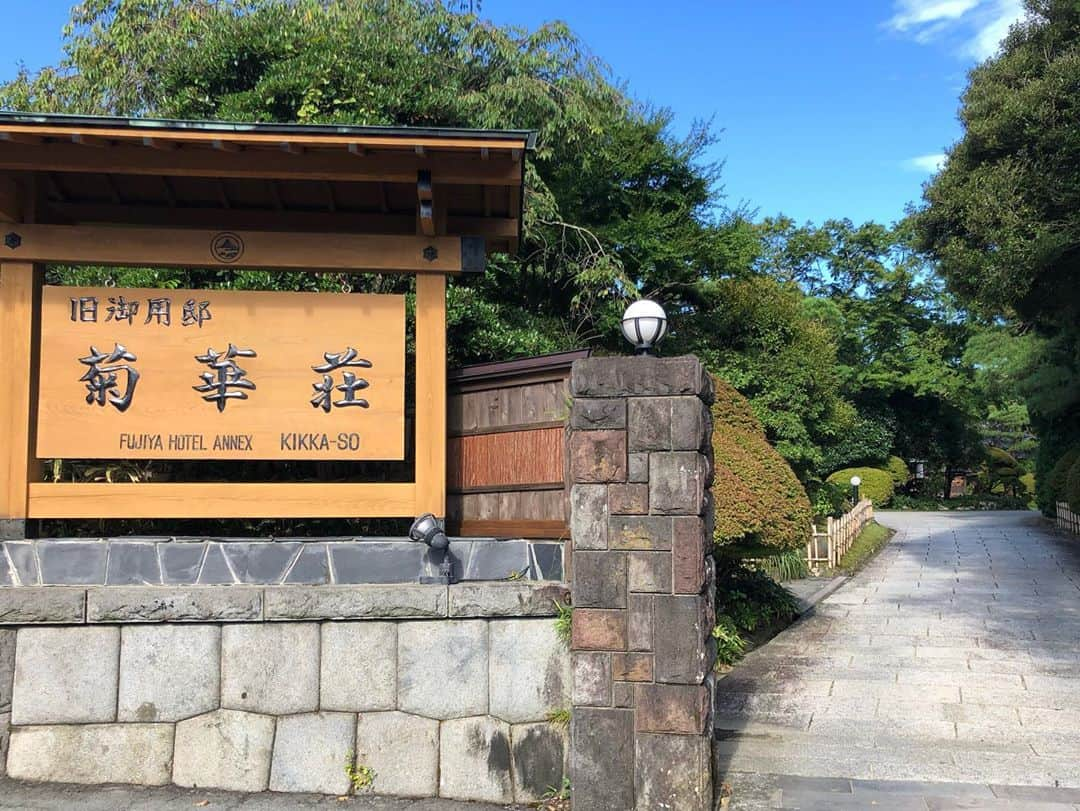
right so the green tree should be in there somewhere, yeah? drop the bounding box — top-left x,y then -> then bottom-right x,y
914,0 -> 1080,510
1,0 -> 748,366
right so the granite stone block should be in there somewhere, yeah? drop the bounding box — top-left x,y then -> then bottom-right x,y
570,708 -> 635,811
572,609 -> 628,651
173,709 -> 276,792
653,595 -> 712,684
572,652 -> 611,707
511,722 -> 568,804
670,396 -> 711,451
320,622 -> 396,711
571,398 -> 627,430
613,682 -> 635,708
628,551 -> 672,593
570,485 -> 609,551
612,652 -> 653,682
571,356 -> 710,401
628,398 -> 670,451
0,587 -> 84,624
221,623 -> 319,715
573,550 -> 627,608
569,430 -> 627,483
609,515 -> 672,550
353,711 -> 439,798
635,732 -> 712,810
269,712 -> 355,795
0,630 -> 14,710
118,624 -> 219,722
628,452 -> 650,483
264,584 -> 446,620
6,723 -> 173,786
11,627 -> 119,725
635,683 -> 710,734
448,582 -> 569,618
628,594 -> 654,651
608,483 -> 649,515
490,619 -> 570,723
649,452 -> 708,515
397,620 -> 488,719
672,516 -> 707,594
87,586 -> 262,623
439,716 -> 513,804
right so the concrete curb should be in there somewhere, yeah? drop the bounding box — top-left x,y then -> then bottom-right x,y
794,575 -> 847,615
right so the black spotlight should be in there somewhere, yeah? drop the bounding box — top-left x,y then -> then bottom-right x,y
409,513 -> 454,584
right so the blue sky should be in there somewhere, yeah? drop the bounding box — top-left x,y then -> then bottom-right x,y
0,0 -> 1026,227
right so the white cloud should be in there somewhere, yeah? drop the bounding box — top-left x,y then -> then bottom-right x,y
888,0 -> 981,31
904,153 -> 947,173
886,0 -> 1027,61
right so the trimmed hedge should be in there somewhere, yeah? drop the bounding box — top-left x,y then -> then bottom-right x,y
826,466 -> 894,506
885,456 -> 910,486
711,377 -> 812,552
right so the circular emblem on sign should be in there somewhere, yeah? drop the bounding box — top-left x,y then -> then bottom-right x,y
210,232 -> 244,263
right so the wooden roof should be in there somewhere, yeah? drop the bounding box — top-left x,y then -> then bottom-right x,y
0,112 -> 532,253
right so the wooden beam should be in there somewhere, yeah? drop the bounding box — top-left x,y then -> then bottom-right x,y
0,141 -> 521,185
27,482 -> 418,519
0,263 -> 43,521
451,519 -> 568,540
414,273 -> 448,517
280,142 -> 304,155
0,176 -> 21,222
418,169 -> 434,237
212,139 -> 241,153
142,137 -> 175,151
71,134 -> 107,148
0,133 -> 42,146
44,201 -> 520,238
348,143 -> 366,157
104,174 -> 123,204
0,123 -> 528,152
2,222 -> 469,273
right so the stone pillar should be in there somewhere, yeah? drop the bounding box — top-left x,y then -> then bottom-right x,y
567,356 -> 715,811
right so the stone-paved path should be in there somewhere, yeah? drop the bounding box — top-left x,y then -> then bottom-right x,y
715,511 -> 1080,810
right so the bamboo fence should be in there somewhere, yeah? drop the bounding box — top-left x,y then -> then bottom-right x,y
807,498 -> 875,572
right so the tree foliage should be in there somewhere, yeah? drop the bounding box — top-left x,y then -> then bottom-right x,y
826,467 -> 894,507
915,0 -> 1080,511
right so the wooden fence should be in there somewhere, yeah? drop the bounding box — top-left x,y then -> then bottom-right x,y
445,349 -> 588,539
1056,502 -> 1080,535
807,498 -> 875,572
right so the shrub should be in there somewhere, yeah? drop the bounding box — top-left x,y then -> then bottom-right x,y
1067,456 -> 1080,511
885,456 -> 910,487
808,480 -> 849,520
1047,447 -> 1080,505
984,446 -> 1023,494
1020,472 -> 1036,501
826,467 -> 894,506
711,377 -> 813,552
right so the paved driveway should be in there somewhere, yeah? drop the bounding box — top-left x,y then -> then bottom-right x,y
715,511 -> 1080,809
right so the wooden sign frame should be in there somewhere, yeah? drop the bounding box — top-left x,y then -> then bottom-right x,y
0,113 -> 532,525
0,254 -> 446,521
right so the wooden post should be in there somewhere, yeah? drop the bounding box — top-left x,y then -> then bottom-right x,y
0,262 -> 42,538
414,272 -> 447,519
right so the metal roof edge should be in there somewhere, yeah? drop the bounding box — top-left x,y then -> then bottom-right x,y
0,110 -> 537,148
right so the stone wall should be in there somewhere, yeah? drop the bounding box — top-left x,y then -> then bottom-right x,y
567,356 -> 716,811
0,581 -> 571,804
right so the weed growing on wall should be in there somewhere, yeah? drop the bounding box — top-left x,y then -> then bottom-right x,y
344,753 -> 376,794
553,600 -> 572,647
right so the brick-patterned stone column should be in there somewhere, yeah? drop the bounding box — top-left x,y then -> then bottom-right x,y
568,356 -> 715,811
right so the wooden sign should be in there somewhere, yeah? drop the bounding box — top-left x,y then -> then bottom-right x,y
36,286 -> 406,460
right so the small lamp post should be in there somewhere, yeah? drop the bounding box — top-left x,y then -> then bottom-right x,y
409,513 -> 455,585
850,475 -> 862,504
621,299 -> 668,356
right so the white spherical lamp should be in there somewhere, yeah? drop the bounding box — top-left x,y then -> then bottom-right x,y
621,299 -> 668,356
850,475 -> 862,488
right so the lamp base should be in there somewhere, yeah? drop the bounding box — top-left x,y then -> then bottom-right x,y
419,574 -> 452,585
